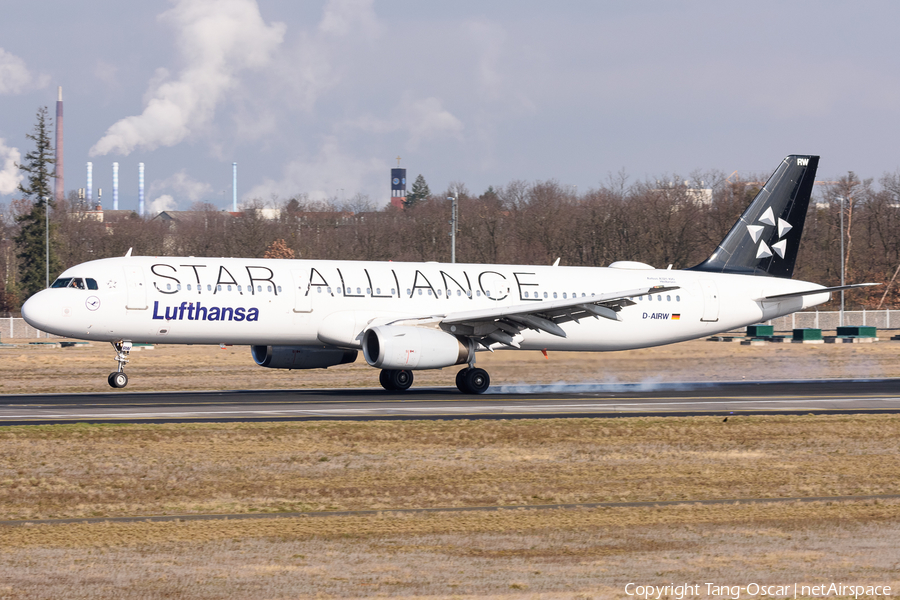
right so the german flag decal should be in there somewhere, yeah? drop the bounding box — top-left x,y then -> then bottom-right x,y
672,314 -> 681,320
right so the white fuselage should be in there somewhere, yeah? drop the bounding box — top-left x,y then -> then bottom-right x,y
22,256 -> 829,351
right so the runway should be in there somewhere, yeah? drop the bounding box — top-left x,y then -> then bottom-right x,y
1,378 -> 899,425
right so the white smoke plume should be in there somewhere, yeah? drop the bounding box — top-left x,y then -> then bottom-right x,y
90,0 -> 285,156
0,138 -> 22,195
148,194 -> 178,215
0,48 -> 48,95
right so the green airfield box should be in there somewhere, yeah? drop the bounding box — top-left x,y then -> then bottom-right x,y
746,325 -> 774,338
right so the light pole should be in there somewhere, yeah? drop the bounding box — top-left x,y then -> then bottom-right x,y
839,195 -> 845,327
43,196 -> 49,289
449,196 -> 458,263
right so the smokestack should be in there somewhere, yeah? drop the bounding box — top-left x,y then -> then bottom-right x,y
232,162 -> 237,212
138,162 -> 145,217
86,162 -> 93,202
112,162 -> 119,210
54,87 -> 64,203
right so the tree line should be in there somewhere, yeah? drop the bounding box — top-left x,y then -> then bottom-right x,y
2,109 -> 899,313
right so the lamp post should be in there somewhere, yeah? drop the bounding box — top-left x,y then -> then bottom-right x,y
839,195 -> 845,327
43,196 -> 49,289
449,196 -> 458,263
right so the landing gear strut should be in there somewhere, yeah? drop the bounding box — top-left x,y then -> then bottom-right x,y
379,369 -> 413,391
108,341 -> 132,388
456,367 -> 490,394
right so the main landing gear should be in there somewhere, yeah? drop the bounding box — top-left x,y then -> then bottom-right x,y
456,367 -> 490,394
108,341 -> 132,388
379,369 -> 413,391
377,366 -> 491,394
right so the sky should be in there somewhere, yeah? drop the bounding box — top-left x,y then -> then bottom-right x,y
1,0 -> 900,214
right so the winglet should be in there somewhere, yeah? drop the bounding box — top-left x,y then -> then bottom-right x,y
552,257 -> 561,267
124,248 -> 133,257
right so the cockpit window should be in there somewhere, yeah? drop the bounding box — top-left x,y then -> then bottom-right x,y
50,277 -> 96,290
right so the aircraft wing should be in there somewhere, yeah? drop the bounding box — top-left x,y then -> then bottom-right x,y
385,285 -> 678,348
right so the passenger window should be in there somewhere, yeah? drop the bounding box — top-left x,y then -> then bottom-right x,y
166,283 -> 172,290
657,295 -> 661,301
376,288 -> 381,295
486,291 -> 491,297
317,287 -> 322,293
524,291 -> 529,298
227,285 -> 232,292
177,284 -> 181,291
417,289 -> 422,295
327,287 -> 332,294
357,287 -> 362,295
86,278 -> 99,290
187,284 -> 192,291
217,285 -> 222,291
667,295 -> 671,301
563,293 -> 567,299
544,292 -> 548,298
267,285 -> 272,292
391,288 -> 396,295
207,285 -> 212,291
553,292 -> 558,299
277,286 -> 282,293
648,295 -> 652,301
476,290 -> 481,297
676,295 -> 680,302
337,287 -> 342,294
367,288 -> 371,294
428,289 -> 433,296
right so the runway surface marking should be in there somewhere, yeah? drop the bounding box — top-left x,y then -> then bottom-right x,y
4,396 -> 900,420
3,494 -> 898,528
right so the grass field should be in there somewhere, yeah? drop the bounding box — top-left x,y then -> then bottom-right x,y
1,415 -> 899,597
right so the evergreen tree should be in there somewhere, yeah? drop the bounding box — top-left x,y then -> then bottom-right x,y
14,106 -> 61,303
404,174 -> 430,209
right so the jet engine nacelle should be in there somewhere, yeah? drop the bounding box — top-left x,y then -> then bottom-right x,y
363,325 -> 473,370
251,345 -> 358,369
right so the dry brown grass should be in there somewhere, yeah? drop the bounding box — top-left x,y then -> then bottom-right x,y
1,501 -> 898,598
1,415 -> 898,521
1,337 -> 900,394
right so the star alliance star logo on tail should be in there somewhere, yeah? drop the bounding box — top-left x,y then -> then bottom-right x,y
746,206 -> 792,260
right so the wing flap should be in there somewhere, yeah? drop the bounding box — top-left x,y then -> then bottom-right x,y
438,284 -> 678,348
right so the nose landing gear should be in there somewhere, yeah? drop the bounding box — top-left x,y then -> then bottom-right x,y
108,341 -> 132,388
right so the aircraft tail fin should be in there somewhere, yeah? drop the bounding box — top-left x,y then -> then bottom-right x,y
689,155 -> 819,278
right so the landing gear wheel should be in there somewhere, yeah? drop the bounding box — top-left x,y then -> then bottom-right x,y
108,371 -> 128,388
379,369 -> 395,391
457,367 -> 490,394
389,369 -> 413,391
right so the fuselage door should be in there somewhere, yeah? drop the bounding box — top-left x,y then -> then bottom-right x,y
124,266 -> 148,310
699,279 -> 719,322
292,270 -> 312,313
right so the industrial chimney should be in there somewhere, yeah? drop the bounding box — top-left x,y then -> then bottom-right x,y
54,87 -> 64,203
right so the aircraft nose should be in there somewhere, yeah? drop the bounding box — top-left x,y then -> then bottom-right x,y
21,290 -> 56,332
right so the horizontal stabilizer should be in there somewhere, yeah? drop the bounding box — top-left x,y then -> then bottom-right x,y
758,283 -> 880,301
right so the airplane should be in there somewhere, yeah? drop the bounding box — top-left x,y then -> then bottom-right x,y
21,155 -> 877,394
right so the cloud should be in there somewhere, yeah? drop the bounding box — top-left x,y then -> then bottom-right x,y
90,0 -> 286,157
0,48 -> 48,95
318,0 -> 381,38
245,136 -> 384,203
343,94 -> 464,149
148,194 -> 178,215
149,170 -> 214,203
0,138 -> 22,195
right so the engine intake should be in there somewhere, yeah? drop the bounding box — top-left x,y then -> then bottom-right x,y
251,345 -> 358,369
363,325 -> 473,370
